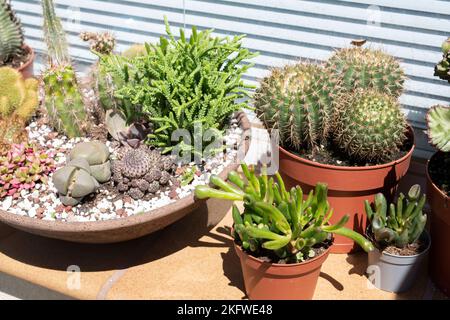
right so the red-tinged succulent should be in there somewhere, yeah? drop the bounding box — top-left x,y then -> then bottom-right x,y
0,143 -> 56,198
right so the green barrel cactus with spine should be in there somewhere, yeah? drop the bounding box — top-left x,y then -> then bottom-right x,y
326,46 -> 405,97
334,89 -> 408,162
0,0 -> 24,63
254,62 -> 340,153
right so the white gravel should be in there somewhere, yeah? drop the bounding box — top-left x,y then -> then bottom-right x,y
0,117 -> 244,222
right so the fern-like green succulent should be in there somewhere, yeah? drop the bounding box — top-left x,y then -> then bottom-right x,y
0,0 -> 24,63
101,17 -> 258,154
427,105 -> 450,152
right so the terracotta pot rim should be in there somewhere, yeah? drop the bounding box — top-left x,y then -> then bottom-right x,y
16,44 -> 34,73
0,112 -> 252,234
426,151 -> 449,200
279,126 -> 415,172
234,241 -> 331,267
372,230 -> 431,259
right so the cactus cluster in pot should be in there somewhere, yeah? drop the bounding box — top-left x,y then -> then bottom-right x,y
195,163 -> 374,263
0,0 -> 24,64
255,44 -> 409,164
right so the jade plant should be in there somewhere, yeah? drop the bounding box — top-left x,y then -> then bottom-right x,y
195,164 -> 373,263
0,0 -> 24,64
0,67 -> 39,151
53,141 -> 111,205
0,143 -> 56,199
41,0 -> 88,138
364,185 -> 426,248
100,17 -> 258,153
254,62 -> 340,154
334,89 -> 408,162
326,46 -> 405,97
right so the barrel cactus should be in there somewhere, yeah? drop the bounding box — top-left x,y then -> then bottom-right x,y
254,62 -> 340,153
0,0 -> 24,63
326,46 -> 405,97
334,89 -> 408,163
427,105 -> 450,152
365,184 -> 426,248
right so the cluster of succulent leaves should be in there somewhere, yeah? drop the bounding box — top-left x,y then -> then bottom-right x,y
435,38 -> 450,82
255,46 -> 408,163
0,0 -> 24,63
0,143 -> 56,198
365,185 -> 427,249
195,163 -> 373,263
99,17 -> 257,154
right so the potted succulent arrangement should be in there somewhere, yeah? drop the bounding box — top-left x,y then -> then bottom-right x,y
0,0 -> 35,78
0,1 -> 256,243
195,163 -> 374,300
428,38 -> 450,296
364,185 -> 429,293
254,45 -> 414,253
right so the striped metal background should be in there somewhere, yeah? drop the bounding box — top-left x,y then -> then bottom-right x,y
13,0 -> 450,158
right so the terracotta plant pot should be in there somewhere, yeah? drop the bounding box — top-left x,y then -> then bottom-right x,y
234,243 -> 330,300
367,231 -> 430,293
279,129 -> 415,254
16,44 -> 34,79
427,152 -> 450,296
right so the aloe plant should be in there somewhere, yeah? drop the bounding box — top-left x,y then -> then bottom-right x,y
195,163 -> 373,263
364,185 -> 427,248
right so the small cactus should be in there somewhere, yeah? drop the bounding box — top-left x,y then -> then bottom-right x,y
365,185 -> 427,248
122,44 -> 146,59
334,89 -> 408,162
0,143 -> 56,199
254,62 -> 340,153
42,0 -> 88,138
0,67 -> 38,150
427,105 -> 450,152
0,67 -> 38,118
326,46 -> 405,97
0,0 -> 24,63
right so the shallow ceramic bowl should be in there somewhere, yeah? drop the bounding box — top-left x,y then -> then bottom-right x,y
0,112 -> 251,243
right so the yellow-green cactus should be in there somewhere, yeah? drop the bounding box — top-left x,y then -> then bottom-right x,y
0,66 -> 38,120
122,43 -> 146,58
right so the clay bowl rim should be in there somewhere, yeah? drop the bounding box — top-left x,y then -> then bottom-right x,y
0,112 -> 252,233
234,240 -> 332,268
16,44 -> 34,73
426,151 -> 449,200
279,125 -> 415,172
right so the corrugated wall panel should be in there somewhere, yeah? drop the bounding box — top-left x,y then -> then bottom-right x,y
14,0 -> 450,158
